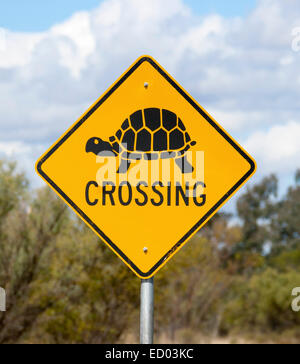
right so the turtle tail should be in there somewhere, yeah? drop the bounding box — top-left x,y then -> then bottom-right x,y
191,141 -> 196,147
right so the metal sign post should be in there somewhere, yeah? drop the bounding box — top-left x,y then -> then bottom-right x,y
140,278 -> 154,344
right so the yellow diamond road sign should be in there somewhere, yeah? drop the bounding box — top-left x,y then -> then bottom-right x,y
36,56 -> 256,278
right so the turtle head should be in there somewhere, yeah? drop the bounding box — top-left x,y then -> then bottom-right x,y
86,137 -> 117,156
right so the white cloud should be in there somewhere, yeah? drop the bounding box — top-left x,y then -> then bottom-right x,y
245,121 -> 300,175
50,11 -> 96,78
0,141 -> 31,156
0,30 -> 44,68
0,0 -> 299,186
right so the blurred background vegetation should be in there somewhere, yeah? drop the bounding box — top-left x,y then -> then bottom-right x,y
0,159 -> 300,344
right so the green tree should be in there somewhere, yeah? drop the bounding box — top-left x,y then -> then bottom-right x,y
221,268 -> 300,334
35,219 -> 139,344
0,185 -> 70,343
0,160 -> 139,344
271,171 -> 300,256
155,236 -> 230,342
236,175 -> 278,254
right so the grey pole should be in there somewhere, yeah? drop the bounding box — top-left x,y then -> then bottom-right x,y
140,278 -> 154,344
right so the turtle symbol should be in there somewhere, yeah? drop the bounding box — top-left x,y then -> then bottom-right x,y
86,108 -> 196,174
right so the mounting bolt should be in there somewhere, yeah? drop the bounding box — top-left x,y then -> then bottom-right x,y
143,247 -> 148,254
144,82 -> 149,89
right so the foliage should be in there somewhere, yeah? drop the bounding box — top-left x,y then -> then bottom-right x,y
0,161 -> 138,343
271,174 -> 300,255
0,159 -> 300,343
36,221 -> 139,344
155,236 -> 231,341
236,175 -> 278,255
221,268 -> 300,334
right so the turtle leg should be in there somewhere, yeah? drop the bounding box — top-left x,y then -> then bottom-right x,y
117,159 -> 132,174
175,155 -> 194,174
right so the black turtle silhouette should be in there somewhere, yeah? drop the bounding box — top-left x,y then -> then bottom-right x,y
86,108 -> 196,174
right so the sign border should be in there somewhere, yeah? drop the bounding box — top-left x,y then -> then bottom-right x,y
36,56 -> 256,278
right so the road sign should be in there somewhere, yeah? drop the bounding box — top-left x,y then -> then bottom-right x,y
36,56 -> 256,279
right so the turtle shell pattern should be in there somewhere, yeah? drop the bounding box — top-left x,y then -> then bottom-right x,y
109,108 -> 195,161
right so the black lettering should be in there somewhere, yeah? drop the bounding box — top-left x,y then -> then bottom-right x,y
102,182 -> 116,206
167,183 -> 171,206
176,183 -> 189,206
151,182 -> 164,206
85,181 -> 98,206
193,182 -> 206,206
135,182 -> 148,206
119,181 -> 133,206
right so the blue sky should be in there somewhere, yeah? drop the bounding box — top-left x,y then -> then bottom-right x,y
185,0 -> 256,17
0,0 -> 257,32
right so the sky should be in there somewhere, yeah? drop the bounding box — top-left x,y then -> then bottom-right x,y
0,0 -> 300,211
0,0 -> 257,31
